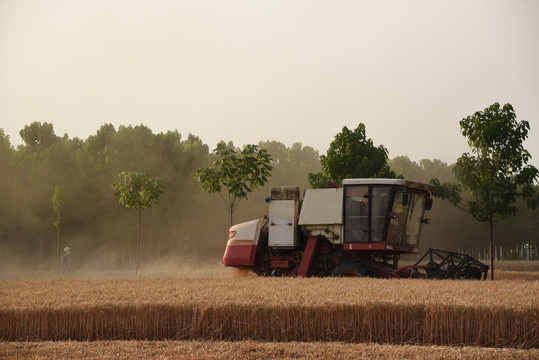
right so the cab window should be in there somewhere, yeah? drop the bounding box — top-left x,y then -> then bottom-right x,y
344,185 -> 392,243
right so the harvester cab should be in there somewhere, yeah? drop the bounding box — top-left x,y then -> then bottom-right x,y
299,179 -> 434,254
223,178 -> 488,279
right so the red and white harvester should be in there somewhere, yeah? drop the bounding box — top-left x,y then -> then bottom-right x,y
223,179 -> 488,279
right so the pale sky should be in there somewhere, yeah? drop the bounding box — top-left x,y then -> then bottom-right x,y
1,0 -> 538,168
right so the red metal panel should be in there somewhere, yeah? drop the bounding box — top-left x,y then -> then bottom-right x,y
297,236 -> 318,277
343,243 -> 386,251
271,260 -> 291,268
343,242 -> 419,254
222,245 -> 257,266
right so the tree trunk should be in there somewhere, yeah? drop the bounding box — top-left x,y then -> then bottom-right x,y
40,225 -> 43,271
229,196 -> 234,227
136,207 -> 142,277
56,209 -> 60,278
489,215 -> 494,280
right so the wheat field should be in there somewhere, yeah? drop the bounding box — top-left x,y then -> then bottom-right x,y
1,277 -> 537,348
2,340 -> 539,360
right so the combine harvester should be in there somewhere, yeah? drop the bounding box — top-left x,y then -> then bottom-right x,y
223,179 -> 489,279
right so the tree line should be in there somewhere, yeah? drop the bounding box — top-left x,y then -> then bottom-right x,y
0,123 -> 321,272
0,116 -> 537,274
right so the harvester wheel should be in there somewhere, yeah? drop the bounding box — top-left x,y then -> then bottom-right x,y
464,266 -> 483,280
445,265 -> 460,279
319,240 -> 332,255
330,259 -> 375,277
425,261 -> 440,279
292,250 -> 303,264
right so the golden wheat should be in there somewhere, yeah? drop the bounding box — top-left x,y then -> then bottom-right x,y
495,270 -> 539,281
2,340 -> 539,360
495,261 -> 539,272
1,278 -> 537,347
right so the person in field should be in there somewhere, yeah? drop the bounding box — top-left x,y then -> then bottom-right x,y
61,246 -> 74,279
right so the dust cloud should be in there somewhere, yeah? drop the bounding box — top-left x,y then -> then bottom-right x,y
0,243 -> 255,280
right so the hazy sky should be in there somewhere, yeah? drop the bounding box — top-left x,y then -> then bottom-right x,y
1,0 -> 538,167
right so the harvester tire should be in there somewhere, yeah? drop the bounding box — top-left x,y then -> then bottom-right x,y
331,259 -> 375,277
464,266 -> 483,280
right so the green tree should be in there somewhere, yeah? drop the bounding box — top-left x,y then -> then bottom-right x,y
0,129 -> 13,168
113,171 -> 166,276
388,156 -> 423,181
309,123 -> 398,188
195,143 -> 273,226
258,141 -> 321,190
15,123 -> 83,270
432,103 -> 538,279
0,130 -> 15,234
19,122 -> 58,149
52,185 -> 67,277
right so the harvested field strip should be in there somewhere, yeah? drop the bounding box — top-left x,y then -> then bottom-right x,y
1,278 -> 538,348
2,341 -> 539,360
495,270 -> 539,281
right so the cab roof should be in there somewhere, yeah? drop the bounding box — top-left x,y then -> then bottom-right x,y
342,178 -> 435,192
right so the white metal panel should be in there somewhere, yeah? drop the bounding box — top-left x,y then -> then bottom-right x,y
269,200 -> 297,247
343,178 -> 434,192
229,218 -> 264,245
298,188 -> 343,225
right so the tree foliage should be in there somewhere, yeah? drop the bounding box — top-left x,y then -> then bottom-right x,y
429,178 -> 462,206
0,122 -> 325,271
1,120 -> 537,274
454,103 -> 538,219
309,123 -> 398,188
258,141 -> 321,192
52,185 -> 68,214
0,130 -> 15,214
20,122 -> 58,149
431,103 -> 539,279
113,172 -> 166,211
113,171 -> 166,276
196,143 -> 273,226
